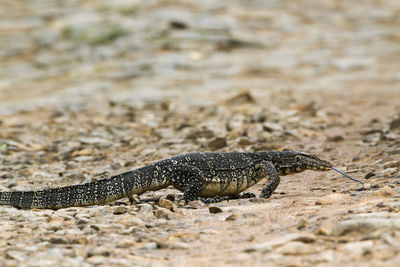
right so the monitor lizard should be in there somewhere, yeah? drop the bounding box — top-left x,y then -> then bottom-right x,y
0,151 -> 345,209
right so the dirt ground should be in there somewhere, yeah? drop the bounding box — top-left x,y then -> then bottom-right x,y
1,1 -> 400,266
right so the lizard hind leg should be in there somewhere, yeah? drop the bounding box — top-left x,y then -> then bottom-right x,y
163,164 -> 232,204
258,161 -> 281,198
163,164 -> 204,203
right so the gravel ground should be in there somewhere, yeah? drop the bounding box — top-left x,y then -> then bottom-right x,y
1,0 -> 400,266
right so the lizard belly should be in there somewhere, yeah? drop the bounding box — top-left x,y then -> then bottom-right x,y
199,178 -> 252,197
199,182 -> 221,197
148,179 -> 171,192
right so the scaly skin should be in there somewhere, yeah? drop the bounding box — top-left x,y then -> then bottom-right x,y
0,151 -> 333,209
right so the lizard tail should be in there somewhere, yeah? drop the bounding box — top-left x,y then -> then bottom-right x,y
0,171 -> 138,209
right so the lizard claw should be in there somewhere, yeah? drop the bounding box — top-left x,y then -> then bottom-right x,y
259,191 -> 272,198
199,196 -> 231,203
240,192 -> 256,199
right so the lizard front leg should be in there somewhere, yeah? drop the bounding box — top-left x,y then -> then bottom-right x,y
257,161 -> 281,198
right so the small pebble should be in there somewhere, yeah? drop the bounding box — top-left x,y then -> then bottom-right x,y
364,172 -> 376,179
209,206 -> 223,214
328,135 -> 344,142
224,214 -> 236,221
49,236 -> 69,244
389,117 -> 400,131
297,219 -> 307,230
315,193 -> 350,205
373,185 -> 397,197
383,161 -> 400,169
383,168 -> 398,177
208,136 -> 227,150
158,198 -> 174,211
138,203 -> 154,217
113,206 -> 127,215
315,226 -> 329,236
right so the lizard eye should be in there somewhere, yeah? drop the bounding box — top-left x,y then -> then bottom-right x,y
295,155 -> 302,163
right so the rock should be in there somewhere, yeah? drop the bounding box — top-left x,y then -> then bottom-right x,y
249,198 -> 269,203
86,256 -> 108,265
185,129 -> 215,140
138,203 -> 154,217
75,215 -> 89,225
292,234 -> 316,243
364,172 -> 376,179
224,214 -> 236,221
327,135 -> 344,142
342,240 -> 374,256
154,208 -> 174,220
227,114 -> 246,131
90,225 -> 100,231
169,20 -> 188,30
355,182 -> 372,191
238,137 -> 252,146
63,23 -> 126,45
88,247 -> 111,257
48,235 -> 69,244
244,233 -> 316,253
315,226 -> 329,236
383,161 -> 400,169
158,198 -> 175,211
263,122 -> 284,132
331,57 -> 374,71
224,90 -> 255,105
373,185 -> 397,197
208,136 -> 227,150
330,218 -> 400,236
380,233 -> 400,247
119,216 -> 145,227
6,250 -> 26,261
363,183 -> 372,190
73,156 -> 94,162
389,117 -> 400,131
47,222 -> 63,231
232,253 -> 252,263
388,149 -> 400,155
209,206 -> 223,214
315,193 -> 350,205
188,200 -> 206,209
113,206 -> 127,215
138,242 -> 158,251
276,241 -> 316,255
383,168 -> 398,177
297,219 -> 307,230
262,254 -> 285,264
72,148 -> 94,157
170,241 -> 190,249
31,248 -> 73,265
118,241 -> 136,249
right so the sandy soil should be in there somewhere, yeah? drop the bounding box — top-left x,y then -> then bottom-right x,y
1,1 -> 400,266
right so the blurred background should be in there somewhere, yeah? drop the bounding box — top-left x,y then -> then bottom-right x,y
1,0 -> 399,115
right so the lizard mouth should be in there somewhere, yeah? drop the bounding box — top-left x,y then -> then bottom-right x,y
308,160 -> 333,171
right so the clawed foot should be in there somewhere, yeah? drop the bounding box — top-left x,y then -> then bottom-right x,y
240,192 -> 256,199
199,196 -> 231,203
259,191 -> 272,198
191,193 -> 256,203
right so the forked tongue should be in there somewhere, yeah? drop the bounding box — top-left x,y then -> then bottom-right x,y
331,167 -> 364,184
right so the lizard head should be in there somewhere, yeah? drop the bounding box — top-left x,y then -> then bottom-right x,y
271,151 -> 333,175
